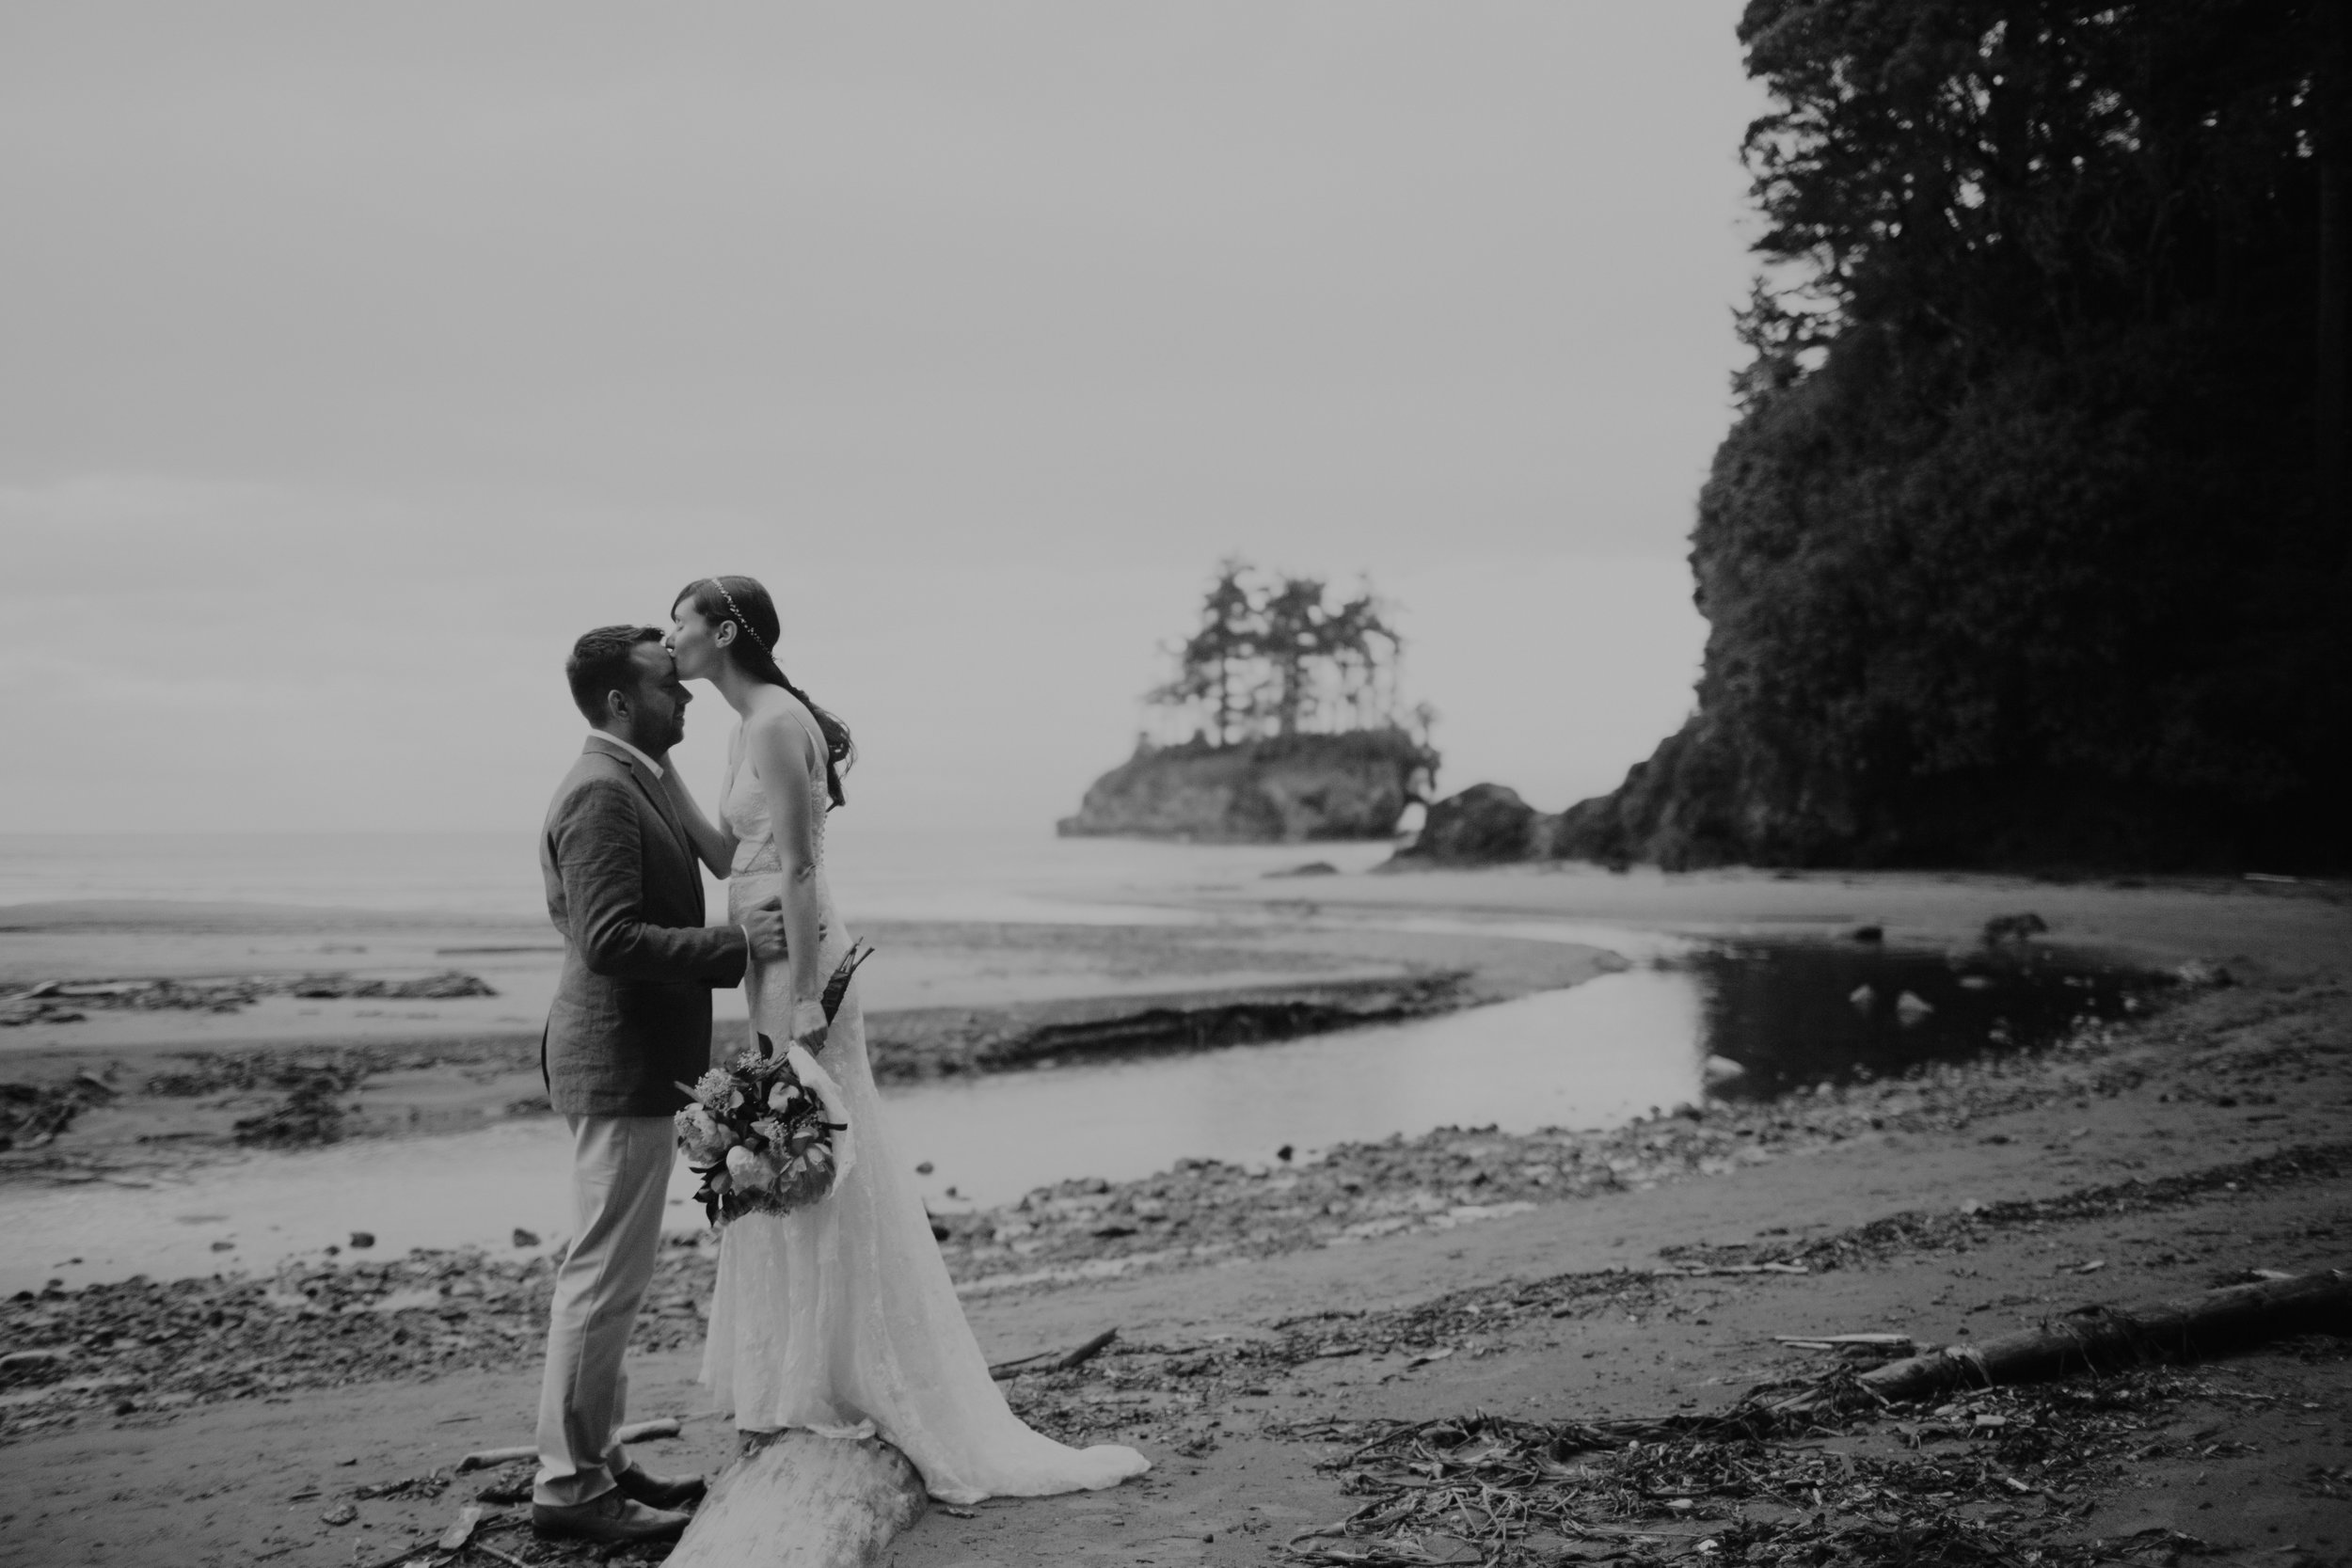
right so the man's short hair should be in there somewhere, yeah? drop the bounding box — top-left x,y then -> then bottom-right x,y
565,626 -> 664,723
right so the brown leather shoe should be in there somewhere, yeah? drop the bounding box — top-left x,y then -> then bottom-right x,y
614,1463 -> 708,1510
531,1490 -> 691,1544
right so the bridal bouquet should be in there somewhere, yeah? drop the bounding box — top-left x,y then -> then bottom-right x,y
675,942 -> 874,1226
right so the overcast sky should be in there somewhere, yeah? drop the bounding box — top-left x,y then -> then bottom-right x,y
1,4 -> 1764,842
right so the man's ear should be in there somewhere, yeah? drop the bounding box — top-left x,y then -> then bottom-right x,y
602,686 -> 633,723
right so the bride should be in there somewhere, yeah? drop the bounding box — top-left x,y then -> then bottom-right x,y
660,574 -> 1150,1504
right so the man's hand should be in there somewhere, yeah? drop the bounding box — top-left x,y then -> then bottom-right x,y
743,897 -> 788,963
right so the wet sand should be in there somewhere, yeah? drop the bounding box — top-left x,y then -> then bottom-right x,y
2,867 -> 2348,1565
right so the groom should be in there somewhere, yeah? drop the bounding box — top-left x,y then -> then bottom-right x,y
532,626 -> 787,1544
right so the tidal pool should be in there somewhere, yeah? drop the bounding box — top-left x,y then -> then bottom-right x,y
0,935 -> 2154,1294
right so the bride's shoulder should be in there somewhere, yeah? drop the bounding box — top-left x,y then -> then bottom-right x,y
742,697 -> 818,755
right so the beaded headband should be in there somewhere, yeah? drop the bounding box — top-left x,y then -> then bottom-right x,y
706,578 -> 771,653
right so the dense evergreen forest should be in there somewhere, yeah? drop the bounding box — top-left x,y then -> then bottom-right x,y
1563,0 -> 2351,871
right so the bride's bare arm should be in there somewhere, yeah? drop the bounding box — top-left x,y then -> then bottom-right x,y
661,768 -> 736,879
746,709 -> 828,1048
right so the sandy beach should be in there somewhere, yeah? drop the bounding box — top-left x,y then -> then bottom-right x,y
3,865 -> 2347,1565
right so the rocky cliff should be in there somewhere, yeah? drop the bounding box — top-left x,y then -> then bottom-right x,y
1057,730 -> 1437,843
1512,2 -> 2351,875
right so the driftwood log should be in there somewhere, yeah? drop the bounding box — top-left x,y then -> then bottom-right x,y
1851,1268 -> 2350,1405
666,1430 -> 928,1568
989,1327 -> 1118,1380
454,1417 -> 682,1471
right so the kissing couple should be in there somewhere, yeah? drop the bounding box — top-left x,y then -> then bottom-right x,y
527,575 -> 1149,1544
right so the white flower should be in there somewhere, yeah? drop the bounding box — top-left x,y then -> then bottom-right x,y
675,1104 -> 734,1164
726,1144 -> 779,1191
768,1080 -> 802,1112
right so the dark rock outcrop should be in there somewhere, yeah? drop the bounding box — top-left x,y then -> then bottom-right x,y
1057,730 -> 1437,843
1385,784 -> 1539,865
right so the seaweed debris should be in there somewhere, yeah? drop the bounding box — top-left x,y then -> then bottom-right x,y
0,971 -> 495,1028
0,1072 -> 118,1151
1286,1371 -> 2228,1567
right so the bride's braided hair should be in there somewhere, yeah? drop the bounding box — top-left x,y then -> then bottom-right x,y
675,575 -> 855,807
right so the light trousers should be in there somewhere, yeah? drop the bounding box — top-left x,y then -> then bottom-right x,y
533,1114 -> 675,1507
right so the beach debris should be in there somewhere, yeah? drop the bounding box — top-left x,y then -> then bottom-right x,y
232,1071 -> 359,1147
0,1348 -> 71,1384
914,1161 -> 934,1174
1772,1331 -> 1915,1356
916,972 -> 1470,1077
6,1120 -> 2341,1448
1894,990 -> 1934,1024
1286,1365 -> 2225,1568
1847,983 -> 1873,1011
321,1502 -> 358,1526
1699,1054 -> 1744,1088
989,1328 -> 1120,1380
1981,911 -> 2049,944
350,1230 -> 376,1248
0,1073 -> 122,1148
1277,1144 -> 1294,1162
1845,1267 -> 2351,1405
435,1503 -> 485,1551
2173,958 -> 2234,988
0,971 -> 496,1029
456,1418 -> 680,1472
510,1228 -> 538,1248
1039,1327 -> 1120,1374
471,1460 -> 534,1505
1847,924 -> 1883,942
1651,1261 -> 1808,1277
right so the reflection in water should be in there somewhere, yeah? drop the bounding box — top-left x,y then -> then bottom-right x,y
0,974 -> 1705,1292
1684,942 -> 2144,1097
0,937 -> 2153,1293
894,971 -> 1704,1216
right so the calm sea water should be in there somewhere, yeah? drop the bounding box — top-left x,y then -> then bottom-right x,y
0,829 -> 1400,925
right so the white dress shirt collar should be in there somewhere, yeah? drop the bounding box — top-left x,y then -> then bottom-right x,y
590,732 -> 665,781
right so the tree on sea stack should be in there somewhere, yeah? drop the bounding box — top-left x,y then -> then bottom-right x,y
1061,560 -> 1438,842
1146,559 -> 1418,745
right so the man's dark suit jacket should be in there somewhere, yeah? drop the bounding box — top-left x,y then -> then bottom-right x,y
540,734 -> 748,1117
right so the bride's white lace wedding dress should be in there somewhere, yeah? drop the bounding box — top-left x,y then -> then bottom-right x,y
700,698 -> 1150,1504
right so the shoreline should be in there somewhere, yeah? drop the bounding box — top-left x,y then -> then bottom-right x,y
0,955 -> 2274,1441
1,866 -> 2347,1564
0,907 -> 1616,1189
